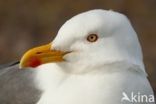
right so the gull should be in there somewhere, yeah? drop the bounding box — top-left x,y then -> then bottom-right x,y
20,9 -> 155,104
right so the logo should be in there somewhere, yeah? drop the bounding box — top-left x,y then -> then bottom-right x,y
121,92 -> 155,103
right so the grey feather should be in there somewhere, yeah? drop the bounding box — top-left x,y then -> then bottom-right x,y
0,64 -> 41,104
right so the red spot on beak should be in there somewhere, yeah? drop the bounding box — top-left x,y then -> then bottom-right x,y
28,57 -> 41,68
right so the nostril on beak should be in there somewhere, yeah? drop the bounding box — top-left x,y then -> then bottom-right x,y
36,52 -> 43,54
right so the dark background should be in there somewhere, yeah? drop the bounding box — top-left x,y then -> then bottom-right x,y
0,0 -> 156,91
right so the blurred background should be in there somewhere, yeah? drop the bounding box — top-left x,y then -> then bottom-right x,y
0,0 -> 156,91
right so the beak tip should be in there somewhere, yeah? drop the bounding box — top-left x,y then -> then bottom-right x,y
19,64 -> 24,69
19,61 -> 26,69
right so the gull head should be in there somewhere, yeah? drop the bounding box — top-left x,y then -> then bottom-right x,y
20,9 -> 145,74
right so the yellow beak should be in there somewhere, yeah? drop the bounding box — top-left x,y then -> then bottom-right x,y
20,43 -> 67,69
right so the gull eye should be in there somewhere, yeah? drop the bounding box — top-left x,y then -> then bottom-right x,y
87,34 -> 98,42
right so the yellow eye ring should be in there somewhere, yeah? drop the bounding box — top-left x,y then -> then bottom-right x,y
87,34 -> 98,42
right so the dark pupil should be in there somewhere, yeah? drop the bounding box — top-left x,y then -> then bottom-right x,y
90,36 -> 95,40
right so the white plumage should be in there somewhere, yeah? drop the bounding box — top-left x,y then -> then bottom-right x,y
35,9 -> 154,104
